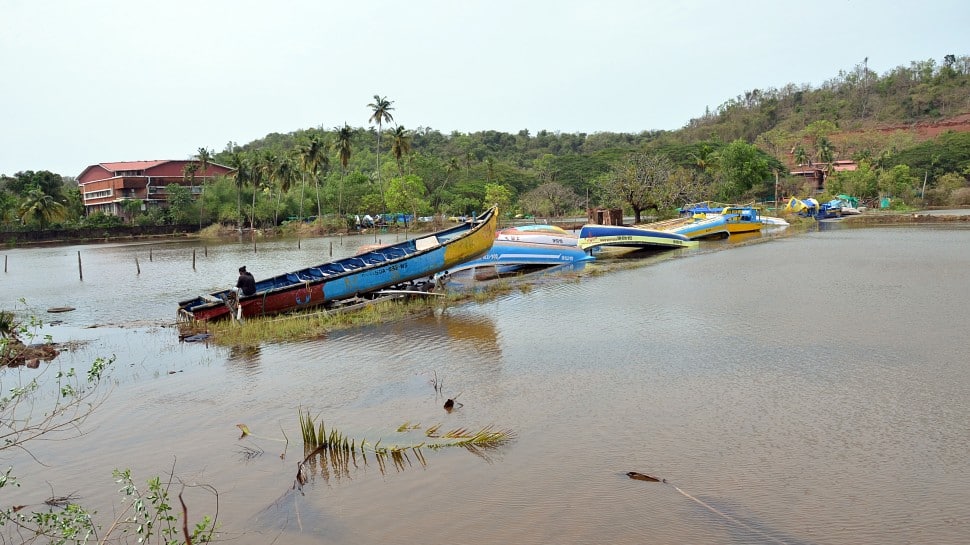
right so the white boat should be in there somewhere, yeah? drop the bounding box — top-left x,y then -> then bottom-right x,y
495,225 -> 578,246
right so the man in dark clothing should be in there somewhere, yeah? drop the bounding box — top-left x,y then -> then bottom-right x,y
236,266 -> 257,296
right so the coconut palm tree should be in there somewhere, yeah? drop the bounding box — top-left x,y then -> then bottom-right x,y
196,147 -> 212,228
271,154 -> 297,226
297,134 -> 326,221
335,124 -> 354,216
367,94 -> 395,214
18,188 -> 68,227
389,125 -> 411,175
227,150 -> 249,230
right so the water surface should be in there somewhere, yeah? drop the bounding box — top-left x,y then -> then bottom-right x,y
2,226 -> 968,544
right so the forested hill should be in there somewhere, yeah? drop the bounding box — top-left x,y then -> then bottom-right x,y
213,54 -> 970,211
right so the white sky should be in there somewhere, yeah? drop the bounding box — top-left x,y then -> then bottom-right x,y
2,0 -> 968,177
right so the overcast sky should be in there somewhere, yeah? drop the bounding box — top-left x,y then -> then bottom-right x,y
3,0 -> 968,177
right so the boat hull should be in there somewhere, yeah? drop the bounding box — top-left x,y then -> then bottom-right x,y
495,225 -> 578,247
178,207 -> 498,321
578,224 -> 697,251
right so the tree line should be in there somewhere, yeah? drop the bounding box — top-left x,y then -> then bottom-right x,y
4,55 -> 970,232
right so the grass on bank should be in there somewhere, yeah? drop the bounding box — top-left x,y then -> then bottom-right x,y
198,281 -> 519,346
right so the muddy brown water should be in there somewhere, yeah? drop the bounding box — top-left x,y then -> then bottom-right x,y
2,225 -> 969,544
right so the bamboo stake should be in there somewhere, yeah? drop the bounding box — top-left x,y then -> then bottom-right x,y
135,256 -> 141,275
149,247 -> 153,262
192,249 -> 196,271
4,255 -> 6,273
329,241 -> 333,257
77,251 -> 83,281
204,245 -> 208,257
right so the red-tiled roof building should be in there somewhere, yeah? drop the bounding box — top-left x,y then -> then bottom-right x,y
76,159 -> 233,216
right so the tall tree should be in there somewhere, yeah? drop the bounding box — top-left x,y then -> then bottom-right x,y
334,124 -> 354,216
389,125 -> 412,175
271,154 -> 297,226
297,134 -> 326,220
367,94 -> 395,214
196,147 -> 212,228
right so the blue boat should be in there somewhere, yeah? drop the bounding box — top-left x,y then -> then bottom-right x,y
577,224 -> 698,253
177,207 -> 498,321
438,240 -> 594,280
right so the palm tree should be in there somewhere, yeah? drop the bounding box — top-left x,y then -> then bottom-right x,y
297,134 -> 326,221
18,188 -> 67,227
367,94 -> 395,214
227,150 -> 248,230
335,124 -> 354,216
271,154 -> 297,227
389,125 -> 411,175
181,163 -> 200,225
196,147 -> 212,228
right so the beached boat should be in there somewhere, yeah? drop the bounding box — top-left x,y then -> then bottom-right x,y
683,201 -> 788,229
495,224 -> 578,246
439,240 -> 594,280
577,224 -> 698,253
719,205 -> 767,234
177,207 -> 498,321
631,215 -> 730,241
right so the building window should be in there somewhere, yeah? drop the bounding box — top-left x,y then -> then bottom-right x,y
83,189 -> 113,200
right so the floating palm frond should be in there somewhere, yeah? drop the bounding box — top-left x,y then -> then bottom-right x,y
292,411 -> 515,487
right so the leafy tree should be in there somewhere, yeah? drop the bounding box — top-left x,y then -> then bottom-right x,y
367,94 -> 395,214
165,183 -> 194,224
519,182 -> 579,218
385,174 -> 428,225
483,183 -> 514,221
878,164 -> 918,199
121,198 -> 144,223
599,152 -> 674,223
714,139 -> 771,200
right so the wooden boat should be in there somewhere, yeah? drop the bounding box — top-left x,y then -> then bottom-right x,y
177,207 -> 498,321
577,224 -> 698,253
495,224 -> 578,246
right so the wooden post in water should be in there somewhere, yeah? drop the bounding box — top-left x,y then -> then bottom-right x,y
253,236 -> 257,253
149,247 -> 153,262
192,249 -> 196,271
77,251 -> 83,281
298,237 -> 302,249
330,241 -> 333,256
205,246 -> 208,257
135,256 -> 141,275
4,255 -> 6,273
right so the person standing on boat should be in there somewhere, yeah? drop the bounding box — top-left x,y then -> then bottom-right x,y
236,266 -> 256,296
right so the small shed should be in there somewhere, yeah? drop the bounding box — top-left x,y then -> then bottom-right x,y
588,208 -> 623,226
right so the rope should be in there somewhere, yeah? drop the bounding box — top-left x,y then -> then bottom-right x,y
670,485 -> 789,545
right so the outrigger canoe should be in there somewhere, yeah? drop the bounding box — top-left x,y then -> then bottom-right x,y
177,207 -> 498,321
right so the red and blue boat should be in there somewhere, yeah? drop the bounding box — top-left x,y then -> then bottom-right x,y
177,207 -> 498,321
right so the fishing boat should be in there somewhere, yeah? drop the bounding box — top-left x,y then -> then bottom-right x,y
634,215 -> 730,240
439,240 -> 594,280
683,201 -> 788,229
577,224 -> 698,253
495,224 -> 578,246
177,207 -> 498,321
719,205 -> 767,234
